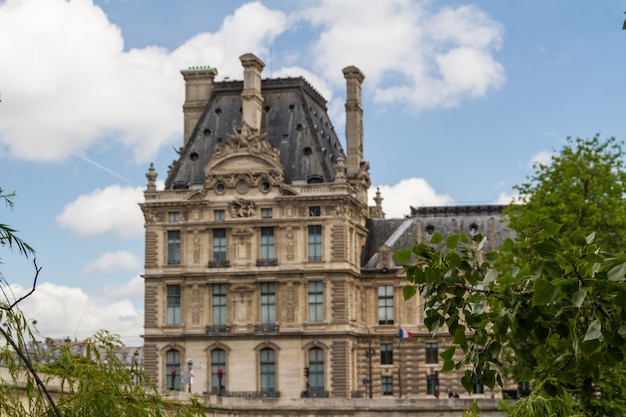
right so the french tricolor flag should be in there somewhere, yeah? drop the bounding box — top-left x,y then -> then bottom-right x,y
399,328 -> 413,339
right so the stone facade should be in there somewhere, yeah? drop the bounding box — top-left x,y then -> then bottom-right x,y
140,53 -> 515,405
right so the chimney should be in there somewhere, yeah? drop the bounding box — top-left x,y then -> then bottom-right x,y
239,53 -> 265,132
342,66 -> 365,179
180,66 -> 218,145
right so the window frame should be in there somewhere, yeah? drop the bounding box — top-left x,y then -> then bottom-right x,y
212,284 -> 227,326
166,349 -> 181,390
308,347 -> 324,392
260,227 -> 275,260
167,230 -> 181,265
166,285 -> 181,326
377,285 -> 394,325
308,225 -> 322,261
260,283 -> 276,325
260,348 -> 276,392
381,376 -> 393,396
308,281 -> 324,323
211,348 -> 226,394
213,228 -> 227,262
380,343 -> 393,365
425,342 -> 439,364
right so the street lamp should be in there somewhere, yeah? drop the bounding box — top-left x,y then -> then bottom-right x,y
187,359 -> 193,393
351,320 -> 374,398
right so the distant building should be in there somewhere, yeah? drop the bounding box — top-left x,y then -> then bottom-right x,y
140,53 -> 513,399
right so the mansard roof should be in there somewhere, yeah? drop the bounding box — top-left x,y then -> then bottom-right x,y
165,77 -> 345,189
362,205 -> 514,270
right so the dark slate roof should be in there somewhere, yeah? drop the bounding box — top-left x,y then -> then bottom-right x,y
362,205 -> 515,269
165,77 -> 345,189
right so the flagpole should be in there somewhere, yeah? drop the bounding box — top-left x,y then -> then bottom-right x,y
398,332 -> 402,398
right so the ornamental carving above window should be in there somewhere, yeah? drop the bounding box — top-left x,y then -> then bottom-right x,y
229,199 -> 256,217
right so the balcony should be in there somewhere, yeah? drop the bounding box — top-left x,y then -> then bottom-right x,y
256,258 -> 278,267
208,260 -> 230,268
206,325 -> 230,334
214,391 -> 280,398
254,323 -> 279,333
301,390 -> 329,398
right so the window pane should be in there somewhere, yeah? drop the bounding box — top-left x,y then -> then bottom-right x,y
308,281 -> 324,322
309,348 -> 324,391
213,229 -> 227,261
212,284 -> 227,326
260,227 -> 275,259
168,212 -> 180,222
427,373 -> 439,395
261,208 -> 272,218
308,226 -> 322,261
211,349 -> 226,393
380,343 -> 393,365
214,210 -> 225,221
382,376 -> 393,396
377,285 -> 394,324
166,285 -> 181,325
260,283 -> 276,324
167,230 -> 181,265
260,348 -> 275,392
425,342 -> 438,364
166,349 -> 181,390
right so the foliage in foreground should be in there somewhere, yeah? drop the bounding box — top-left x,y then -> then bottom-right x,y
0,188 -> 205,416
398,215 -> 626,416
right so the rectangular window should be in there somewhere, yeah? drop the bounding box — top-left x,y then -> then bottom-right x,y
260,348 -> 276,392
425,342 -> 439,364
382,376 -> 393,396
213,229 -> 227,262
261,208 -> 273,219
260,283 -> 276,325
166,285 -> 181,325
260,227 -> 275,260
308,281 -> 324,323
378,285 -> 394,325
309,206 -> 320,217
308,225 -> 322,261
168,212 -> 180,222
212,284 -> 227,326
380,343 -> 393,365
214,210 -> 225,221
473,378 -> 484,394
167,230 -> 181,265
427,373 -> 439,395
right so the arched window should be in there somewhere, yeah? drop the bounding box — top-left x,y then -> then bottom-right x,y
211,349 -> 226,394
166,349 -> 181,390
260,348 -> 275,392
308,347 -> 324,392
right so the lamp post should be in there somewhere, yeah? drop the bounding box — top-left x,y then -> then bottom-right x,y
187,359 -> 193,393
351,320 -> 374,398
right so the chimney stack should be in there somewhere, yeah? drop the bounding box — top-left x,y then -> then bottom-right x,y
342,66 -> 365,179
240,53 -> 265,132
181,66 -> 218,145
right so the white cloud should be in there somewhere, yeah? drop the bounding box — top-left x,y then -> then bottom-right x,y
10,281 -> 143,344
81,251 -> 142,276
0,0 -> 288,163
530,150 -> 553,168
370,177 -> 454,219
56,185 -> 144,238
300,0 -> 505,110
493,192 -> 516,205
102,275 -> 144,299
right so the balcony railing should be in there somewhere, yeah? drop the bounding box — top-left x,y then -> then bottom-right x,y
254,323 -> 279,333
206,325 -> 230,334
256,258 -> 278,267
213,391 -> 280,398
301,390 -> 329,398
208,260 -> 230,268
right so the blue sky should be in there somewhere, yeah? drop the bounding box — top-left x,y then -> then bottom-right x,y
1,0 -> 625,344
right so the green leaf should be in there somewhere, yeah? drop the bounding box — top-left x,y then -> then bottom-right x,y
572,289 -> 587,308
533,280 -> 558,305
446,234 -> 461,250
440,345 -> 456,361
608,261 -> 626,281
402,285 -> 417,301
441,359 -> 455,372
430,231 -> 444,244
584,319 -> 602,342
395,249 -> 412,264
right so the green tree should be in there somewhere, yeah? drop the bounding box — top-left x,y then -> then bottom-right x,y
505,135 -> 626,252
398,218 -> 626,416
0,188 -> 205,416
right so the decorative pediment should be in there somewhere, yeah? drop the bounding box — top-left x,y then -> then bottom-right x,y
204,121 -> 285,190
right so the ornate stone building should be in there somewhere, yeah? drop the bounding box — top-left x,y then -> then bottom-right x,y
140,53 -> 513,400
